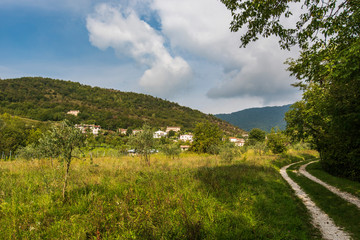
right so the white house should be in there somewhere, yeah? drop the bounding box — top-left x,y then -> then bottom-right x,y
166,126 -> 181,133
75,124 -> 101,135
229,137 -> 245,147
67,110 -> 80,116
180,134 -> 193,142
119,128 -> 127,135
153,130 -> 167,139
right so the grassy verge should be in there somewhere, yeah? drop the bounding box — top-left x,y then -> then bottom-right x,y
287,164 -> 360,240
0,151 -> 320,239
306,161 -> 360,198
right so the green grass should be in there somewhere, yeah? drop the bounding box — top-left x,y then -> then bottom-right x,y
306,161 -> 360,198
287,164 -> 360,240
0,151 -> 321,239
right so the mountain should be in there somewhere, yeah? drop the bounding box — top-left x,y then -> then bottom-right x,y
0,77 -> 244,135
215,104 -> 292,132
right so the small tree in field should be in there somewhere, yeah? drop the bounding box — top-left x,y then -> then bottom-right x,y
38,120 -> 85,200
266,128 -> 288,154
129,124 -> 155,166
162,143 -> 181,159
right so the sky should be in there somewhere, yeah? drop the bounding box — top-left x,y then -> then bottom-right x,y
0,0 -> 302,114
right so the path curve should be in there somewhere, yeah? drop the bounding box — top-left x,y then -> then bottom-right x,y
300,161 -> 360,209
280,162 -> 350,240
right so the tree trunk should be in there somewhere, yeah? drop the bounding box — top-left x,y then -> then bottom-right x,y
62,160 -> 71,201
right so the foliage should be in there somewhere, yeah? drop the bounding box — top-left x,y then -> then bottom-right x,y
266,128 -> 288,154
37,120 -> 86,200
191,121 -> 223,154
128,124 -> 155,166
162,143 -> 181,159
219,142 -> 240,162
0,113 -> 47,159
247,128 -> 266,145
221,0 -> 360,180
0,77 -> 245,135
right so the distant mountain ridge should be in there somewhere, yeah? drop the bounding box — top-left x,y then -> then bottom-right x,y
215,104 -> 292,132
0,77 -> 244,135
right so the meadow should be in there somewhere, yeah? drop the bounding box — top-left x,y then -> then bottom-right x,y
0,150 -> 321,239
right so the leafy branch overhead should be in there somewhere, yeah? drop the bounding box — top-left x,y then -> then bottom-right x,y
221,0 -> 360,180
221,0 -> 357,50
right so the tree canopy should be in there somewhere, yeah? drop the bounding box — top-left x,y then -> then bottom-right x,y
222,0 -> 360,180
191,121 -> 223,154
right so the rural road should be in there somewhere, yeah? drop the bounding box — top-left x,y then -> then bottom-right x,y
280,162 -> 351,240
300,161 -> 360,209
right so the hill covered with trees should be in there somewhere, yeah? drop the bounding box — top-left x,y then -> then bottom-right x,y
215,105 -> 291,132
0,77 -> 244,135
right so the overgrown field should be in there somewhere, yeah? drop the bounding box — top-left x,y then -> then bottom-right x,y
0,150 -> 321,239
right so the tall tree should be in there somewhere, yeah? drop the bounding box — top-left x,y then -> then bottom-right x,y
38,120 -> 86,200
221,0 -> 360,180
248,128 -> 266,145
129,124 -> 155,166
192,121 -> 223,154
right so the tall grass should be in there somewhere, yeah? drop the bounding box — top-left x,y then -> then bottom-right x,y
0,151 -> 320,239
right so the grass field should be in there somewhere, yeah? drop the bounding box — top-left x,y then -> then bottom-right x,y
0,150 -> 321,239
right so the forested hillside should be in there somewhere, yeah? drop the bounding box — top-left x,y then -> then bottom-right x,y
0,77 -> 243,134
216,105 -> 291,132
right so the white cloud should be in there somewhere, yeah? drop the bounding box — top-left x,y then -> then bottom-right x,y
150,0 -> 299,104
86,4 -> 192,97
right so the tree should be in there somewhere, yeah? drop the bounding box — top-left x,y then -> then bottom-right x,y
191,121 -> 223,154
162,143 -> 181,159
129,124 -> 155,166
266,128 -> 288,154
37,120 -> 86,200
248,128 -> 266,145
221,0 -> 360,180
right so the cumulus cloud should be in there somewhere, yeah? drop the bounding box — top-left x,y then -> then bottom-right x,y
150,0 -> 299,103
86,4 -> 192,97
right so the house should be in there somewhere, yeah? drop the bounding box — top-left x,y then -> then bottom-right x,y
75,124 -> 101,135
180,134 -> 193,142
229,137 -> 245,147
153,130 -> 167,139
119,128 -> 127,135
132,129 -> 143,135
67,110 -> 80,116
166,126 -> 181,133
180,145 -> 191,151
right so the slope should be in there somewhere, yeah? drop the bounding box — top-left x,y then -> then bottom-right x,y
215,105 -> 291,132
0,77 -> 244,135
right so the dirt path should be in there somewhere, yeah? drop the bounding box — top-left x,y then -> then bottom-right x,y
280,162 -> 351,240
300,161 -> 360,209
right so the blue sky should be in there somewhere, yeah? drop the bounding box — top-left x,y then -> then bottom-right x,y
0,0 -> 301,114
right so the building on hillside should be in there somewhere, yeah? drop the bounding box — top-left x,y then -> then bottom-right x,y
166,126 -> 181,133
67,110 -> 80,116
229,137 -> 245,147
75,124 -> 101,135
180,145 -> 191,151
119,128 -> 127,135
153,130 -> 167,139
132,129 -> 143,135
179,134 -> 193,142
242,133 -> 249,138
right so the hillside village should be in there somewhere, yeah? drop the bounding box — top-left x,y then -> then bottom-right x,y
74,122 -> 248,151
